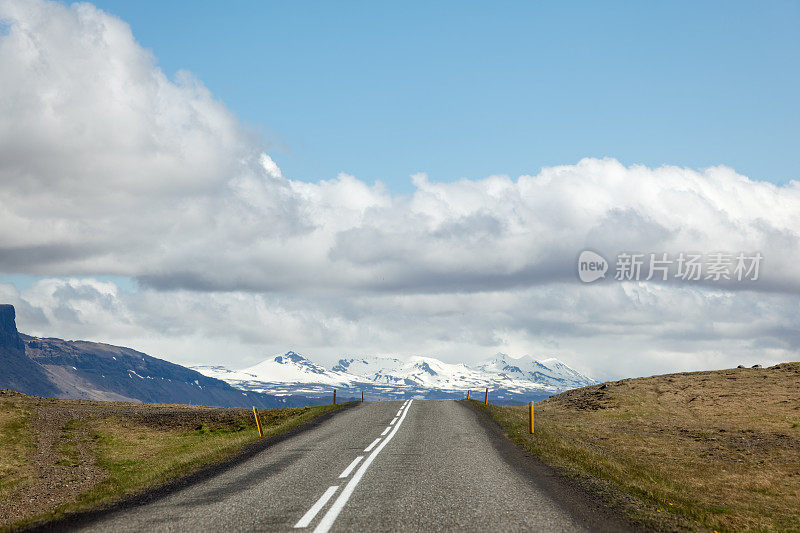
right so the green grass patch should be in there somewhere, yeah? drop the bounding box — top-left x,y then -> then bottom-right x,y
55,419 -> 85,467
0,400 -> 35,497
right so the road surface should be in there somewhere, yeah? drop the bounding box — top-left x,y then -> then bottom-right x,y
59,400 -> 633,532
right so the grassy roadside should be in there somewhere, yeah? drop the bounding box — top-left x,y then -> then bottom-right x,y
1,395 -> 351,532
68,403 -> 349,518
0,399 -> 35,501
473,363 -> 800,532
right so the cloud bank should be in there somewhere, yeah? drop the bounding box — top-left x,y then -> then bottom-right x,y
1,0 -> 798,379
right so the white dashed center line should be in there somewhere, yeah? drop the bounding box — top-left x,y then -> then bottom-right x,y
389,417 -> 398,425
313,400 -> 414,533
338,456 -> 363,479
364,437 -> 381,452
294,485 -> 339,529
380,426 -> 391,436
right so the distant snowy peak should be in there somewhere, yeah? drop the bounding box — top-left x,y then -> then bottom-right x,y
241,351 -> 356,386
334,355 -> 481,388
246,351 -> 326,377
471,353 -> 528,376
332,356 -> 403,377
471,353 -> 595,388
193,351 -> 357,392
193,351 -> 594,399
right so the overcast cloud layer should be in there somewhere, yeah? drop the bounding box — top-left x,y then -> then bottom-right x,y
1,0 -> 798,379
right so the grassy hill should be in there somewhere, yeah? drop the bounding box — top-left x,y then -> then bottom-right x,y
0,391 -> 347,531
475,363 -> 800,532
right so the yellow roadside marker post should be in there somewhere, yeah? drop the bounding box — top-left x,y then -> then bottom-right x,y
333,389 -> 337,405
529,401 -> 534,434
361,390 -> 364,402
252,406 -> 263,438
484,388 -> 488,405
467,390 -> 470,400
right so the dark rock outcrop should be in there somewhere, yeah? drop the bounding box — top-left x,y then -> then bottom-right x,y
0,304 -> 25,351
0,304 -> 60,396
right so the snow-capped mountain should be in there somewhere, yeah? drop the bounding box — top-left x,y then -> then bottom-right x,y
332,353 -> 594,392
193,351 -> 595,405
470,353 -> 593,390
334,356 -> 482,388
333,355 -> 507,389
193,351 -> 360,395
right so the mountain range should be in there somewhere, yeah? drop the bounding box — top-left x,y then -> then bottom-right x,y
193,351 -> 595,404
1,303 -> 594,406
0,304 -> 310,408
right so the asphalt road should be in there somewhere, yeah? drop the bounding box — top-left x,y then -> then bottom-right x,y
64,400 -> 634,532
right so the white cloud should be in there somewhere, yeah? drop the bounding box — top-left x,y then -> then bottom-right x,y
3,278 -> 798,381
1,0 -> 799,379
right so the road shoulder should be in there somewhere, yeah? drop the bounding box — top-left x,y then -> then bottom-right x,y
460,400 -> 645,533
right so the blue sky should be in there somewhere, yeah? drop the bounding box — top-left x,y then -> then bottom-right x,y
3,0 -> 800,376
86,0 -> 799,192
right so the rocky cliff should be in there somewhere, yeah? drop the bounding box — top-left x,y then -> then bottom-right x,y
0,304 -> 60,396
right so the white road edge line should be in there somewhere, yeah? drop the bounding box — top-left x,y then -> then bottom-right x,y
294,485 -> 339,528
313,400 -> 414,533
389,417 -> 398,425
338,456 -> 364,479
380,426 -> 391,436
364,437 -> 381,452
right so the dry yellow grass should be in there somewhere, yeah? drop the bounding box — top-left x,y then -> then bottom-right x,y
479,363 -> 800,532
